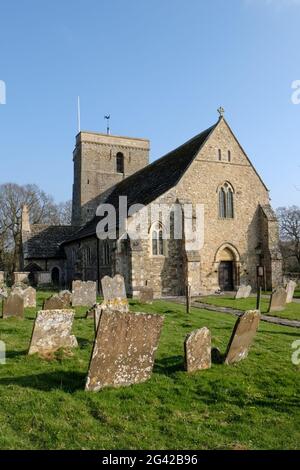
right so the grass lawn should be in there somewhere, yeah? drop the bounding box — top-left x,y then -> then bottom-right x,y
197,296 -> 300,322
0,291 -> 299,450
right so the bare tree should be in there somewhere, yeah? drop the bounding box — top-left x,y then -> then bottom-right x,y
277,206 -> 300,272
0,183 -> 72,273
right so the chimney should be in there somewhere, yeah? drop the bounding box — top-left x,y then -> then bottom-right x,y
21,205 -> 31,232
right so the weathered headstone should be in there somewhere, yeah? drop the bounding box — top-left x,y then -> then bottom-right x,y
184,327 -> 211,372
13,286 -> 36,308
0,271 -> 5,285
58,290 -> 72,306
28,310 -> 78,355
85,310 -> 164,391
0,286 -> 8,299
235,285 -> 252,299
286,280 -> 297,304
13,272 -> 30,285
43,294 -> 67,310
225,310 -> 260,365
2,293 -> 24,319
136,286 -> 154,304
100,274 -> 129,313
72,280 -> 97,307
268,287 -> 287,312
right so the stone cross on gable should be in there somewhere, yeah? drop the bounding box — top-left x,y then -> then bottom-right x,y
217,106 -> 225,118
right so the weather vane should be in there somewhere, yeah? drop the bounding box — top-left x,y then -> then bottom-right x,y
217,106 -> 225,118
104,114 -> 111,135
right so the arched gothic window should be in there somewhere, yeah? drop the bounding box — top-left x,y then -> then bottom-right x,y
116,152 -> 124,173
218,182 -> 234,219
151,223 -> 165,256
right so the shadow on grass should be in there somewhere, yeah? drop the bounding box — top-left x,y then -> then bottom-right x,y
6,350 -> 28,359
0,371 -> 86,392
154,355 -> 184,375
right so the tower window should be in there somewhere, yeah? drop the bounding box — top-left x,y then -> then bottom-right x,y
218,149 -> 222,161
228,150 -> 231,162
218,182 -> 234,219
116,152 -> 124,173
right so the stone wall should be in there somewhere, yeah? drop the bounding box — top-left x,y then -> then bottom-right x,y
72,132 -> 150,225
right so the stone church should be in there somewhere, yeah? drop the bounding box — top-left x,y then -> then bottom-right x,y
21,111 -> 283,297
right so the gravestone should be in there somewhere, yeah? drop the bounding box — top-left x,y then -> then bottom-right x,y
225,310 -> 260,365
235,285 -> 252,300
13,286 -> 36,308
28,310 -> 78,355
286,280 -> 297,304
136,286 -> 154,304
0,286 -> 8,299
101,274 -> 129,313
72,280 -> 97,307
2,293 -> 24,319
268,287 -> 287,312
0,271 -> 5,285
93,305 -> 102,333
13,272 -> 30,285
85,310 -> 164,391
43,294 -> 67,310
184,327 -> 211,372
58,290 -> 72,306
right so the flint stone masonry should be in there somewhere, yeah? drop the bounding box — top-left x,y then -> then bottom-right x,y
85,310 -> 164,391
28,310 -> 78,355
43,294 -> 68,310
184,327 -> 211,372
13,286 -> 36,308
13,272 -> 30,285
235,285 -> 252,300
72,280 -> 97,307
2,293 -> 24,319
268,287 -> 287,312
286,280 -> 297,304
225,310 -> 260,364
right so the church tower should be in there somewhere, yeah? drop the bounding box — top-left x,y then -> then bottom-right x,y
71,131 -> 150,225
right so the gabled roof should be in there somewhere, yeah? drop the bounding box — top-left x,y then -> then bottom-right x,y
63,121 -> 218,243
23,225 -> 80,259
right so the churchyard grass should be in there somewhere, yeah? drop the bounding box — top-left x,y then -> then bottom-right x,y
0,292 -> 299,449
198,296 -> 300,321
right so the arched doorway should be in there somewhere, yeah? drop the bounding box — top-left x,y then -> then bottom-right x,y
215,245 -> 239,291
51,267 -> 60,287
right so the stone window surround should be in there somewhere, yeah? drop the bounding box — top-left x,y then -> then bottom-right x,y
149,222 -> 168,258
217,181 -> 235,219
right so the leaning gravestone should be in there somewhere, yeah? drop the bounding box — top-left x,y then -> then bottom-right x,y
28,310 -> 78,355
286,280 -> 297,304
58,290 -> 72,306
225,310 -> 260,365
13,286 -> 36,308
101,275 -> 129,313
137,286 -> 154,304
268,287 -> 287,312
85,310 -> 164,391
72,280 -> 97,307
235,285 -> 252,300
43,294 -> 67,310
2,293 -> 24,319
0,286 -> 8,299
184,327 -> 211,372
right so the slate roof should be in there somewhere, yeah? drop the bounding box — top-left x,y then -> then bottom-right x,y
23,225 -> 80,259
63,121 -> 218,244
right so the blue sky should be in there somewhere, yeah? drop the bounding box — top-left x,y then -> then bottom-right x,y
0,0 -> 299,208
